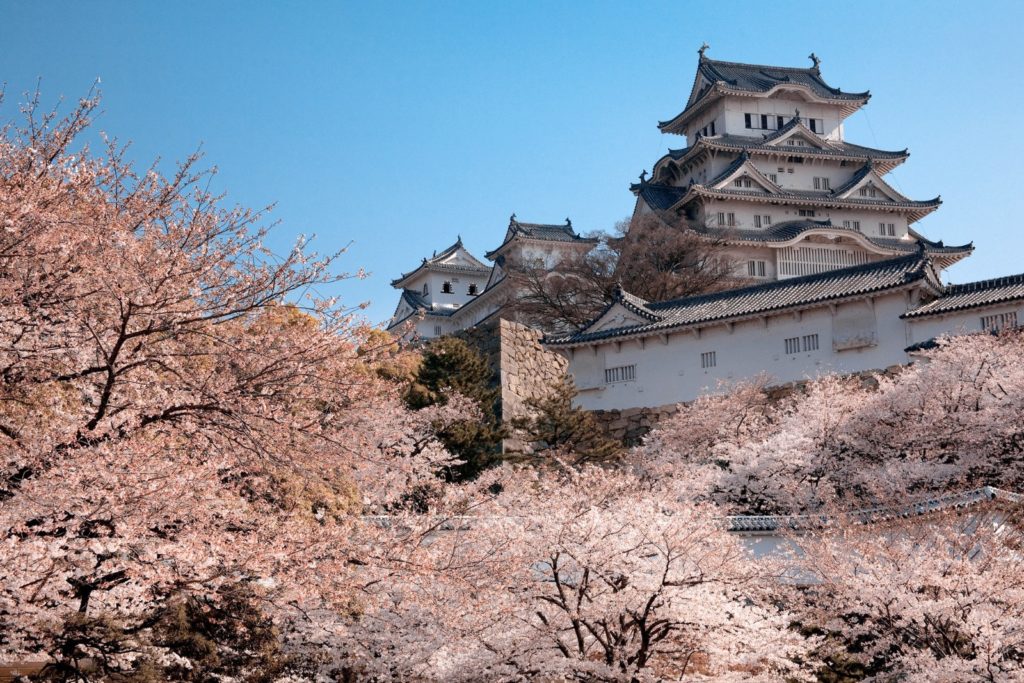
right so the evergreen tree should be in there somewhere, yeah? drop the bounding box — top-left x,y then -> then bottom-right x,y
406,336 -> 505,478
511,377 -> 622,466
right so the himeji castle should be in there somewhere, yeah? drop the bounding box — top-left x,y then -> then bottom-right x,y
391,48 -> 1024,415
545,48 -> 1023,412
387,217 -> 596,340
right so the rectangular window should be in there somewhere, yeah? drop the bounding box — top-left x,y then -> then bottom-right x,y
604,364 -> 636,384
734,179 -> 743,188
727,212 -> 736,226
763,214 -> 772,225
802,334 -> 819,352
859,187 -> 878,198
767,173 -> 778,183
853,220 -> 861,231
809,118 -> 818,133
754,215 -> 761,228
981,312 -> 1018,331
761,114 -> 769,129
701,351 -> 717,369
745,113 -> 753,129
813,176 -> 830,190
777,115 -> 785,129
710,120 -> 716,135
747,260 -> 766,277
784,337 -> 801,355
798,209 -> 816,217
788,156 -> 804,164
717,212 -> 725,226
434,325 -> 442,336
843,220 -> 851,229
887,223 -> 895,236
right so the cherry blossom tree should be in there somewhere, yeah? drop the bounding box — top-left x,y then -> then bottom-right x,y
794,502 -> 1024,681
0,91 -> 462,678
638,331 -> 1024,515
343,467 -> 816,681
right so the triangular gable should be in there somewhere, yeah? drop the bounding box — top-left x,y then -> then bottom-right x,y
582,302 -> 652,334
764,121 -> 828,149
710,158 -> 782,193
835,167 -> 909,202
434,245 -> 487,269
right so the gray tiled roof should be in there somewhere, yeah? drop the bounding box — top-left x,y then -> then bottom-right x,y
546,253 -> 937,346
485,216 -> 597,259
697,57 -> 868,101
660,56 -> 870,133
695,219 -> 972,256
903,272 -> 1024,318
636,183 -> 688,211
633,179 -> 941,219
725,486 -> 1022,533
391,237 -> 490,286
661,127 -> 906,169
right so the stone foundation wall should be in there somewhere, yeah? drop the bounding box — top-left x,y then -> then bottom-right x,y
497,320 -> 568,422
458,319 -> 569,452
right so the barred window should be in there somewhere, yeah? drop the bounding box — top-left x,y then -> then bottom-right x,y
784,337 -> 800,355
700,351 -> 717,369
604,364 -> 636,384
747,260 -> 766,277
434,325 -> 442,337
802,333 -> 819,352
981,312 -> 1018,331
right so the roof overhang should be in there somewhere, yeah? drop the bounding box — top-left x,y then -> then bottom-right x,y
659,85 -> 870,136
678,186 -> 941,223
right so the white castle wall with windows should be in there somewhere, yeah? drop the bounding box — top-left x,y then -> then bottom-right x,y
545,48 -> 1024,412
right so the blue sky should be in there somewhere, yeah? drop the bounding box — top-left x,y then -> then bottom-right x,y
3,1 -> 1022,325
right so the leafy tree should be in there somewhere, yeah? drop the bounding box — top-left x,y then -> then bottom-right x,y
405,336 -> 505,478
507,211 -> 736,333
509,377 -> 622,466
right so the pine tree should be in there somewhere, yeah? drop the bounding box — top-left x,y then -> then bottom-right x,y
405,336 -> 505,478
511,377 -> 622,466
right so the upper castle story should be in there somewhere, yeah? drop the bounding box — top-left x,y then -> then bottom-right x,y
659,46 -> 870,146
631,48 -> 971,281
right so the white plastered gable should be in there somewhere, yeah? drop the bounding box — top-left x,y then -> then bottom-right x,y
711,158 -> 782,193
584,303 -> 650,334
836,168 -> 908,202
765,122 -> 828,150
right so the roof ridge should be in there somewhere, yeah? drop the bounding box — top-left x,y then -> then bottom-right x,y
647,252 -> 926,311
704,57 -> 822,74
946,271 -> 1024,293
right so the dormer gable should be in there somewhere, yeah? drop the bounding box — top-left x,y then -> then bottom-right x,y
833,165 -> 909,202
763,120 -> 829,150
708,154 -> 782,193
578,287 -> 662,335
390,236 -> 490,289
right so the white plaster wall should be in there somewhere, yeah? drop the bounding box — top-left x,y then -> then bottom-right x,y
425,271 -> 489,312
703,198 -> 911,237
565,292 -> 912,411
908,303 -> 1023,345
719,97 -> 844,141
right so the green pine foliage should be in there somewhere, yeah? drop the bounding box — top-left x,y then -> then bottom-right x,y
511,377 -> 623,466
405,336 -> 505,479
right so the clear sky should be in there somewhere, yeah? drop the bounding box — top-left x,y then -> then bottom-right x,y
3,1 -> 1022,325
